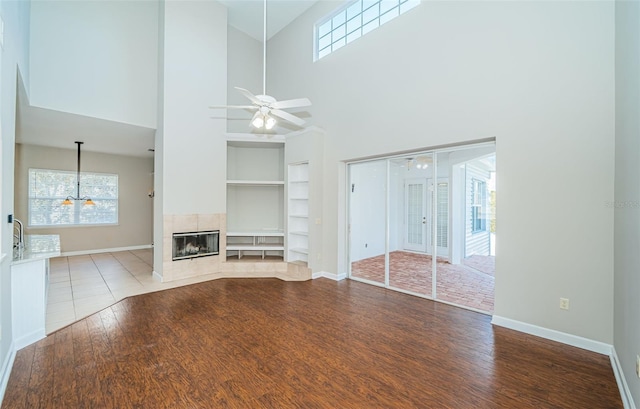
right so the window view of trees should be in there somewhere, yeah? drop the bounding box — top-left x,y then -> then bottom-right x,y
29,169 -> 118,226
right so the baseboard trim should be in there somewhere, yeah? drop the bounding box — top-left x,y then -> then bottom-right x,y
491,315 -> 612,355
61,244 -> 153,257
312,271 -> 347,281
152,270 -> 163,282
0,341 -> 16,406
14,330 -> 46,351
611,347 -> 637,409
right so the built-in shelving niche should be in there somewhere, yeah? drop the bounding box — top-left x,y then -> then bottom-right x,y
287,162 -> 309,265
226,140 -> 285,261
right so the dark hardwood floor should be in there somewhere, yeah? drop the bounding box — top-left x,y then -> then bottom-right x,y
3,278 -> 622,408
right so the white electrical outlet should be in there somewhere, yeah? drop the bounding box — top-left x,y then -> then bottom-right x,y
636,355 -> 640,378
559,298 -> 570,310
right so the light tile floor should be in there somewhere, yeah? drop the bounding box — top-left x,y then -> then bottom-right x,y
46,248 -> 224,334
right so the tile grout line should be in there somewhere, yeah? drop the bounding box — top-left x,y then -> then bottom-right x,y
74,254 -> 115,315
46,256 -> 76,330
108,251 -> 149,288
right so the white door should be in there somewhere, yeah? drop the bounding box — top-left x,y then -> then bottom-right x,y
404,179 -> 427,252
432,181 -> 449,256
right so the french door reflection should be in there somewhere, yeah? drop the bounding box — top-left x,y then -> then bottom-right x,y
387,154 -> 433,297
347,143 -> 496,314
348,160 -> 387,285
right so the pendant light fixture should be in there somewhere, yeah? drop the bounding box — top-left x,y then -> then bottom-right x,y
62,141 -> 95,206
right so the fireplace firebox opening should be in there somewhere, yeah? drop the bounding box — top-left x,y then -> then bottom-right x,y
172,230 -> 219,261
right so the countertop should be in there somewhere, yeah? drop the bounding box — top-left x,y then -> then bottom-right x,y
12,234 -> 61,265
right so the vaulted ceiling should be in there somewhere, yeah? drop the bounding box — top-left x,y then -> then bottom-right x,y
219,0 -> 318,41
16,1 -> 319,158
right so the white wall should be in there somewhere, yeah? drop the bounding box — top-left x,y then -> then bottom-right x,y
389,161 -> 402,252
268,1 -> 615,344
0,0 -> 31,400
614,0 -> 640,405
14,144 -> 154,253
226,26 -> 262,133
160,0 -> 227,216
153,0 -> 165,276
349,160 -> 387,261
29,0 -> 158,128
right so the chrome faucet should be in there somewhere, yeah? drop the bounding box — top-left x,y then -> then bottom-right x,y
13,218 -> 24,249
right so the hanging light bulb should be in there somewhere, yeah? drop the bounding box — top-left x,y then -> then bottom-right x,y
84,198 -> 96,206
251,111 -> 264,128
251,112 -> 265,128
265,115 -> 276,130
62,197 -> 73,206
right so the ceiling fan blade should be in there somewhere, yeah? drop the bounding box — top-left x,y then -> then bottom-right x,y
209,105 -> 257,110
270,109 -> 306,127
235,87 -> 262,105
271,97 -> 312,110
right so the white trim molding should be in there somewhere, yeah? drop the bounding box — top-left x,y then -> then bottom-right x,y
491,315 -> 612,355
312,271 -> 347,281
491,318 -> 636,408
61,244 -> 153,257
14,329 -> 46,351
611,347 -> 637,409
0,341 -> 16,405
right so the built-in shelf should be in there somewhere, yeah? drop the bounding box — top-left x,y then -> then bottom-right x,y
287,162 -> 310,265
227,140 -> 285,262
227,180 -> 285,186
226,231 -> 284,260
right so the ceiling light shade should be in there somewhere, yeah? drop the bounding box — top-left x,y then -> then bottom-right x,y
251,112 -> 265,128
265,115 -> 276,130
61,141 -> 95,206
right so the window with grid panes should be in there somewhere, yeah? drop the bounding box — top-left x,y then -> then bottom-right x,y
471,179 -> 486,233
315,0 -> 420,60
28,168 -> 118,227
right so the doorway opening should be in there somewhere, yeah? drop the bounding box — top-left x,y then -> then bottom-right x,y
348,142 -> 496,313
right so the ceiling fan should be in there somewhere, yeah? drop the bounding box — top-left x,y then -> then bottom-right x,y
210,0 -> 311,130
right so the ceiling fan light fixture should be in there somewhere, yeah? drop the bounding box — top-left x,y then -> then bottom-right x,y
265,115 -> 276,130
251,111 -> 265,128
208,0 -> 311,129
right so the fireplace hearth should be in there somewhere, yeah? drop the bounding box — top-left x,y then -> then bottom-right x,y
172,230 -> 219,261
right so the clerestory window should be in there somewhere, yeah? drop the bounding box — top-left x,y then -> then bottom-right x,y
315,0 -> 420,61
